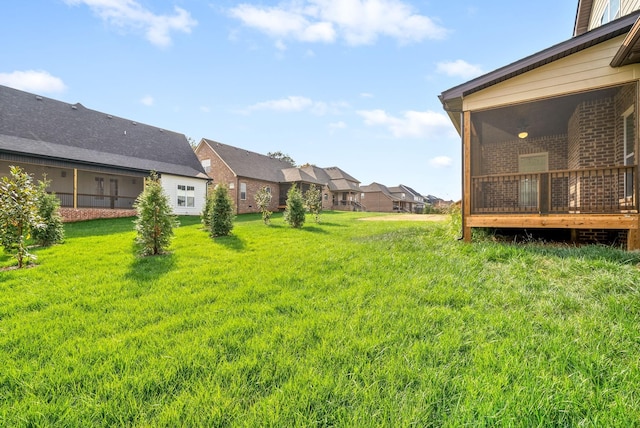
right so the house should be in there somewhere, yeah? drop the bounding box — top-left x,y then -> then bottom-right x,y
397,184 -> 426,213
195,139 -> 364,214
439,1 -> 640,250
0,85 -> 209,221
360,182 -> 404,212
299,165 -> 364,211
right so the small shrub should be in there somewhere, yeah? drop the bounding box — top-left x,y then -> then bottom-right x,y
284,184 -> 305,228
32,176 -> 64,247
304,184 -> 322,223
0,166 -> 44,267
133,171 -> 178,256
201,191 -> 215,229
210,184 -> 234,237
254,186 -> 273,225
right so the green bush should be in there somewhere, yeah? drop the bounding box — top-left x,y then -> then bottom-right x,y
254,186 -> 273,225
133,171 -> 178,255
201,191 -> 215,229
284,184 -> 305,228
210,184 -> 234,237
32,176 -> 64,247
304,184 -> 322,223
0,166 -> 44,267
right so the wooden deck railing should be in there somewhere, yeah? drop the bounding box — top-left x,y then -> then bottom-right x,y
54,192 -> 137,210
471,166 -> 636,214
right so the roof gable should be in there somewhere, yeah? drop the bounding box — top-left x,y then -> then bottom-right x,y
0,85 -> 206,178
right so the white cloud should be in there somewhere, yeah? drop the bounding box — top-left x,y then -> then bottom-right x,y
140,95 -> 154,106
64,0 -> 197,47
360,92 -> 374,98
245,96 -> 348,115
0,70 -> 67,93
329,121 -> 347,129
200,106 -> 211,113
357,108 -> 451,138
436,59 -> 483,79
247,96 -> 314,112
429,156 -> 453,168
229,0 -> 447,46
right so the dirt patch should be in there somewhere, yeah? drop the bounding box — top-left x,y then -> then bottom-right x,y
358,214 -> 448,222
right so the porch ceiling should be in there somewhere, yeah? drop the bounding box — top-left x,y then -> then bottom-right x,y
473,86 -> 619,143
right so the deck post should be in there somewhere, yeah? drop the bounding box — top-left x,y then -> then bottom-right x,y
463,110 -> 472,242
73,168 -> 78,209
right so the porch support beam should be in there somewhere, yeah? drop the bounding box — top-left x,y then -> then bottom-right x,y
467,214 -> 639,230
73,168 -> 78,209
462,110 -> 472,242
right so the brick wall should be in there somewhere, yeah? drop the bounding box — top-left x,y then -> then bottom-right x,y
60,208 -> 135,222
480,134 -> 568,210
236,178 -> 281,214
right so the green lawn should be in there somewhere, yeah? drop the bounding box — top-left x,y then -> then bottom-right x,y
1,211 -> 640,426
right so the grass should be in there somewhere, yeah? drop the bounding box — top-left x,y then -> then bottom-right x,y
1,211 -> 640,426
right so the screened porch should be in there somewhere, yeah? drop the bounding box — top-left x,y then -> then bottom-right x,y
469,82 -> 637,215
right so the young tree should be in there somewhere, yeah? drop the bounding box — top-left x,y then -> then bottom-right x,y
284,184 -> 305,228
0,166 -> 44,268
304,184 -> 322,223
32,175 -> 64,247
133,171 -> 178,256
254,186 -> 273,225
201,191 -> 215,229
209,184 -> 234,237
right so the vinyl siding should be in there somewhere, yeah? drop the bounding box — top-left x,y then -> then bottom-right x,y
589,0 -> 640,32
161,174 -> 207,216
463,36 -> 640,112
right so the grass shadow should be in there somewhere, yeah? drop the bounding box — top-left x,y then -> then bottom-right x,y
125,251 -> 176,282
311,221 -> 346,228
214,234 -> 246,251
303,226 -> 329,234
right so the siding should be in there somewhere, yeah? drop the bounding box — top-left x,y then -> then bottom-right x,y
464,36 -> 640,112
161,174 -> 207,216
589,0 -> 640,32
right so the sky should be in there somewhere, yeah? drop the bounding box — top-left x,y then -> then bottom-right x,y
2,1 -> 578,201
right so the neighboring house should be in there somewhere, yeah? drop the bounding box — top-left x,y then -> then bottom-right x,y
299,165 -> 364,211
398,184 -> 426,213
388,185 -> 426,213
439,1 -> 640,250
195,139 -> 363,214
360,182 -> 403,212
0,85 -> 208,221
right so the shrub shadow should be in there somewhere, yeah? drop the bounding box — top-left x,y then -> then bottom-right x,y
213,234 -> 246,251
302,226 -> 329,234
126,252 -> 176,282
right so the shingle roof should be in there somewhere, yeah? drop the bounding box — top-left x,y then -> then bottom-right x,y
361,182 -> 401,200
204,141 -> 361,189
0,85 -> 207,178
203,139 -> 297,182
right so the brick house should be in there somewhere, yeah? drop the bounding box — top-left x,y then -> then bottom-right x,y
439,1 -> 640,250
195,139 -> 363,214
0,85 -> 209,221
360,182 -> 403,212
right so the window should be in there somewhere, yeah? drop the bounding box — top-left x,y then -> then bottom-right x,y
265,186 -> 271,194
95,177 -> 104,198
201,159 -> 211,173
600,0 -> 620,25
240,182 -> 247,200
177,184 -> 195,207
624,106 -> 635,199
518,153 -> 548,208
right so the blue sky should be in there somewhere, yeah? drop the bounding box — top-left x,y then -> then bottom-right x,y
3,1 -> 578,200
